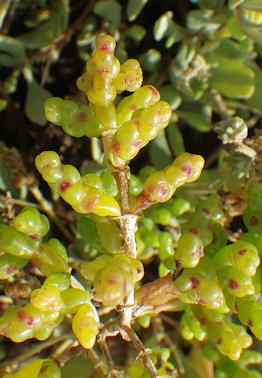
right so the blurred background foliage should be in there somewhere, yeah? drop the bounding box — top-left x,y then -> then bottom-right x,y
0,0 -> 261,377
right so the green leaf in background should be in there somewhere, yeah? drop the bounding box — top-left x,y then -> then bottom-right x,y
159,85 -> 181,110
18,0 -> 69,48
0,0 -> 12,29
0,35 -> 27,67
167,122 -> 185,158
178,108 -> 212,132
94,1 -> 122,28
139,49 -> 161,73
127,0 -> 149,21
23,66 -> 51,125
126,24 -> 146,41
3,70 -> 20,95
25,79 -> 51,125
209,54 -> 255,98
153,11 -> 185,47
187,9 -> 224,34
154,11 -> 173,41
247,64 -> 262,111
0,99 -> 7,112
149,129 -> 173,169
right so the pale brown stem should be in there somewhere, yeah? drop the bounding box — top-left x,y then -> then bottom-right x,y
121,325 -> 158,378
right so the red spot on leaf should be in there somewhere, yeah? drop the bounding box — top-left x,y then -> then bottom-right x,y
199,317 -> 207,325
202,207 -> 210,216
238,249 -> 247,255
250,216 -> 258,226
190,277 -> 200,289
181,165 -> 192,177
17,311 -> 34,326
228,279 -> 240,290
26,317 -> 34,326
5,267 -> 15,275
77,112 -> 88,122
99,67 -> 109,73
29,233 -> 41,240
82,196 -> 99,212
216,338 -> 222,345
192,246 -> 203,258
188,228 -> 198,235
112,141 -> 121,154
133,140 -> 143,149
59,181 -> 72,192
148,86 -> 158,98
129,103 -> 137,111
98,42 -> 110,51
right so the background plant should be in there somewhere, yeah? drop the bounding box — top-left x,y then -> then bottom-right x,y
0,0 -> 261,377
